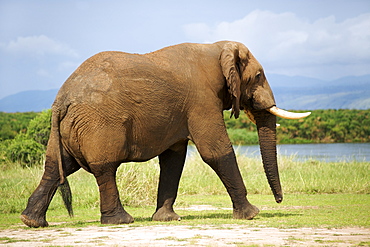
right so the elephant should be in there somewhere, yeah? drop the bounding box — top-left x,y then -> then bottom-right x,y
20,41 -> 310,227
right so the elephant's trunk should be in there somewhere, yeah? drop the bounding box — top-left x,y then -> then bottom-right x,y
253,110 -> 283,203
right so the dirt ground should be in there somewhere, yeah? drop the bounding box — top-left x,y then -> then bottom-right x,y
1,224 -> 369,246
2,205 -> 369,246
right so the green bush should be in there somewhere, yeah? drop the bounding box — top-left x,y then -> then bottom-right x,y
0,111 -> 38,141
26,109 -> 51,146
0,110 -> 51,167
4,134 -> 45,167
227,128 -> 259,145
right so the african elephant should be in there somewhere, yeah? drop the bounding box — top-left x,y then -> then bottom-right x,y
21,41 -> 310,227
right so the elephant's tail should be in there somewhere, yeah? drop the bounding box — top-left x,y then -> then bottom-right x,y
58,179 -> 73,217
52,108 -> 65,185
52,107 -> 74,217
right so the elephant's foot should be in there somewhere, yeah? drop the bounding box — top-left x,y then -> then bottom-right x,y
152,207 -> 181,221
20,214 -> 48,228
101,211 -> 134,224
233,204 -> 260,220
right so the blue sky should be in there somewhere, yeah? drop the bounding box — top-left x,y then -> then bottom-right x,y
0,0 -> 369,99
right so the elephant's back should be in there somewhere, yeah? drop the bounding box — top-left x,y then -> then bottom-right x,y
52,51 -> 150,110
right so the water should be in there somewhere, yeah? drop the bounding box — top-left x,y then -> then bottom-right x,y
188,143 -> 370,162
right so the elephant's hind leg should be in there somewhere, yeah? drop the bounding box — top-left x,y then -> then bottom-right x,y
152,141 -> 187,222
91,162 -> 134,224
21,150 -> 80,228
20,166 -> 59,228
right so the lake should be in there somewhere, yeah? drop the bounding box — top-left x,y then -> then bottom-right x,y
187,143 -> 370,162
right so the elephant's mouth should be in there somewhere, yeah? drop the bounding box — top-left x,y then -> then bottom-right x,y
245,106 -> 311,124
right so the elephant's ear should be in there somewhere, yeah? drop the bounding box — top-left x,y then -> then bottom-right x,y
220,42 -> 244,119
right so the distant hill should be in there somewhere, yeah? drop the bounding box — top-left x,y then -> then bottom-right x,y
0,89 -> 58,112
271,74 -> 370,110
0,74 -> 369,112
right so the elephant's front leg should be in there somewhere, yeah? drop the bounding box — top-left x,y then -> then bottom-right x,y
152,141 -> 188,221
205,150 -> 260,219
190,115 -> 259,220
92,163 -> 134,224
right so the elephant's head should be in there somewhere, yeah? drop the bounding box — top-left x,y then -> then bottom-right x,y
219,41 -> 310,203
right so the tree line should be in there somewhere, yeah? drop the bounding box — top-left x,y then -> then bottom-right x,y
0,112 -> 38,141
276,109 -> 370,143
224,109 -> 370,144
1,109 -> 369,166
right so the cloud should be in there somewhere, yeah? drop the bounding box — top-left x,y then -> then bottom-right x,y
0,35 -> 79,58
0,35 -> 81,98
183,10 -> 370,79
36,68 -> 51,78
57,61 -> 80,72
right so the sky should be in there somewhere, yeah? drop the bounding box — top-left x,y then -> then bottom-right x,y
0,0 -> 369,99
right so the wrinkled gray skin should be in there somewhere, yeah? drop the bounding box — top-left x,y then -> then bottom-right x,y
21,41 -> 283,227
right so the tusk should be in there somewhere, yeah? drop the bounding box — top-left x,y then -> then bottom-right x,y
267,106 -> 311,119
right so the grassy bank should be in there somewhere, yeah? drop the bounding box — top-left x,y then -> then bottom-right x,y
2,194 -> 369,229
1,153 -> 369,228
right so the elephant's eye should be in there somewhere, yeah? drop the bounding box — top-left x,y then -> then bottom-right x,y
256,72 -> 261,80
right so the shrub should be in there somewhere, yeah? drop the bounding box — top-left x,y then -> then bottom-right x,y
1,110 -> 51,167
0,111 -> 38,141
27,109 -> 52,146
227,128 -> 259,145
4,134 -> 45,167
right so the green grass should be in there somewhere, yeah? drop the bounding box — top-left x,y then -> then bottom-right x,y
0,153 -> 369,229
1,194 -> 369,229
